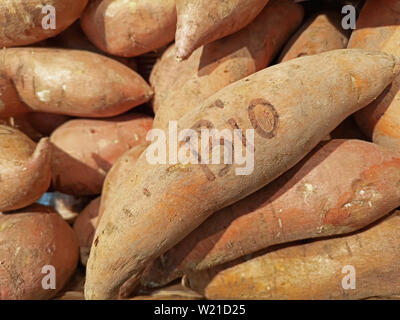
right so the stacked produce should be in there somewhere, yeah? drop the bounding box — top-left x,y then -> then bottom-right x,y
1,0 -> 400,301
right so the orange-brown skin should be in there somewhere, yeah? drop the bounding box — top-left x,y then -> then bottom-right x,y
99,142 -> 150,224
0,115 -> 44,141
48,21 -> 138,71
72,143 -> 149,267
0,126 -> 51,212
0,0 -> 88,48
27,113 -> 71,137
73,197 -> 101,266
279,11 -> 349,62
176,0 -> 270,60
142,139 -> 400,288
0,48 -> 152,118
81,0 -> 177,58
50,114 -> 153,196
348,0 -> 400,151
185,212 -> 400,300
0,205 -> 79,300
152,0 -> 304,129
84,50 -> 400,300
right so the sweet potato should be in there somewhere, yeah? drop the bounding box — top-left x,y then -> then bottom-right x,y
99,142 -> 150,223
152,0 -> 304,129
0,125 -> 51,212
0,48 -> 152,118
73,197 -> 101,266
72,143 -> 149,266
0,205 -> 79,300
50,113 -> 153,196
0,0 -> 88,48
175,0 -> 270,60
279,11 -> 349,62
348,0 -> 400,151
141,139 -> 400,288
84,49 -> 400,299
81,0 -> 177,57
184,211 -> 400,299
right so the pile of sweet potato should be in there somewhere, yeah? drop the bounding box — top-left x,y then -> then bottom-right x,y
1,0 -> 400,301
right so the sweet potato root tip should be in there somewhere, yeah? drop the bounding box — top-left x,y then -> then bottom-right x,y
175,0 -> 270,60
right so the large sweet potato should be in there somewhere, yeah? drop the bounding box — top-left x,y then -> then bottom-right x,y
0,125 -> 51,212
85,49 -> 400,299
0,0 -> 88,47
0,48 -> 152,118
50,114 -> 153,196
0,205 -> 79,300
142,139 -> 400,288
184,211 -> 400,300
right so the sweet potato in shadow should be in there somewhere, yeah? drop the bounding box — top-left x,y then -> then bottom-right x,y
348,0 -> 400,152
0,126 -> 51,212
0,205 -> 79,300
73,197 -> 101,266
279,11 -> 349,62
84,49 -> 400,299
184,211 -> 400,300
152,0 -> 304,129
0,48 -> 152,118
141,139 -> 400,288
50,114 -> 153,196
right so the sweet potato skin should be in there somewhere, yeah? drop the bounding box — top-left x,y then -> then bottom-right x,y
0,0 -> 88,47
0,205 -> 79,300
175,0 -> 270,59
0,126 -> 51,212
50,114 -> 153,196
279,11 -> 349,62
84,49 -> 400,300
73,197 -> 101,266
152,0 -> 304,129
27,113 -> 71,137
81,0 -> 176,57
0,48 -> 152,118
99,142 -> 150,223
142,139 -> 400,287
348,0 -> 400,151
185,212 -> 400,300
47,21 -> 137,70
